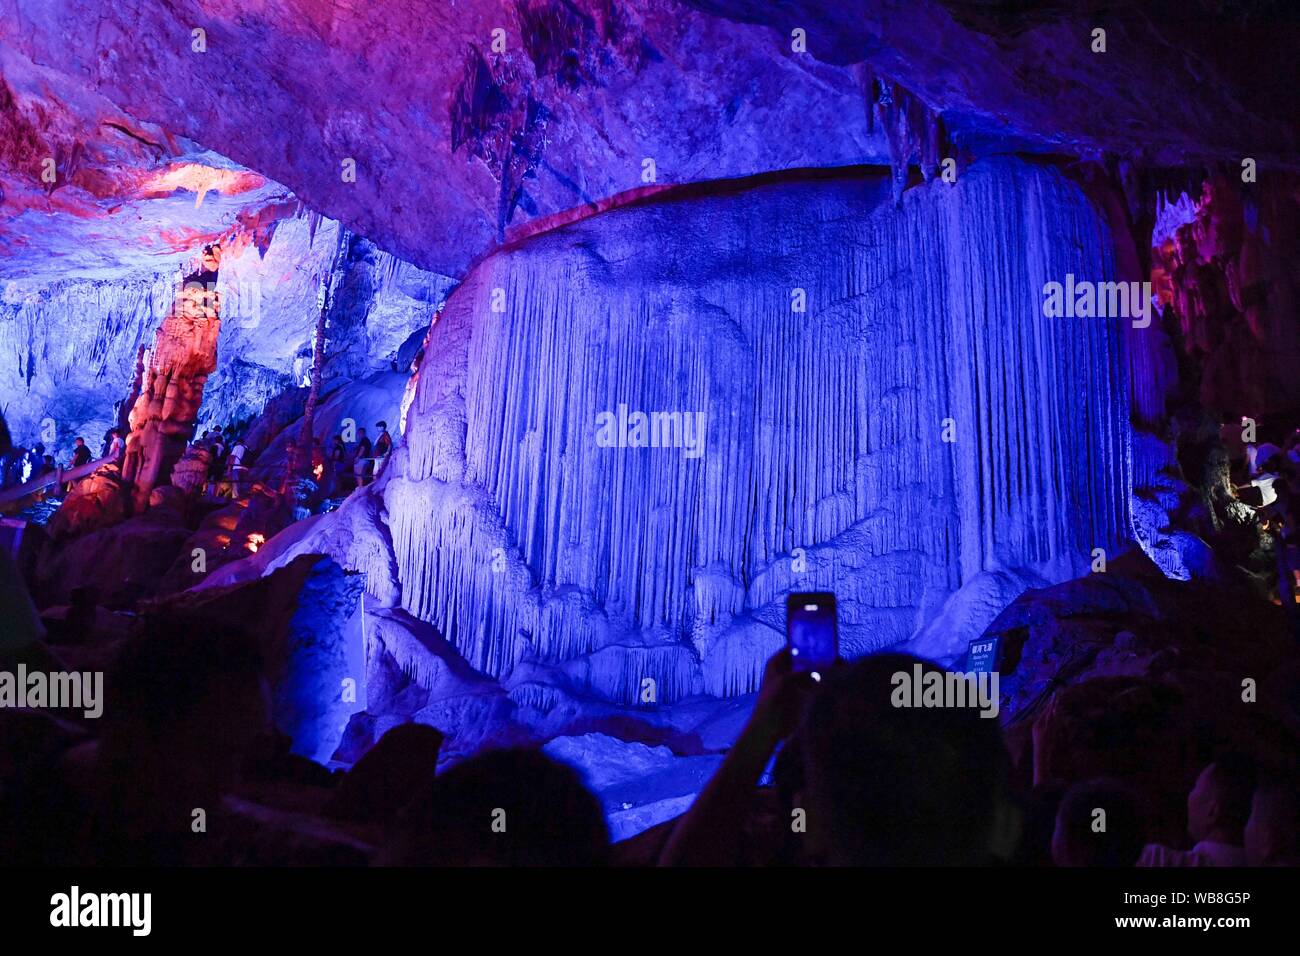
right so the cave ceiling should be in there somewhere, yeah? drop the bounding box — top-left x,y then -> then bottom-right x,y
1,0 -> 1296,284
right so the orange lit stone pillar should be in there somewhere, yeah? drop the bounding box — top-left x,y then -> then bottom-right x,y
121,244 -> 223,512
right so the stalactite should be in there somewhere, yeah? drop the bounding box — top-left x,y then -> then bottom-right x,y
862,72 -> 946,203
381,157 -> 1134,703
0,274 -> 169,453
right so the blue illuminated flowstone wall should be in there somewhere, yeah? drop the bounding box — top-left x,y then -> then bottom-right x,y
297,156 -> 1134,706
277,558 -> 367,762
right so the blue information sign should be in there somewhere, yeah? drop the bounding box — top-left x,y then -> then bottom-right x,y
965,637 -> 999,674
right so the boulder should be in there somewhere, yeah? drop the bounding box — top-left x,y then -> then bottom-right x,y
906,568 -> 1048,664
151,554 -> 367,762
167,445 -> 211,497
35,510 -> 191,608
324,722 -> 443,824
45,467 -> 129,542
985,559 -> 1297,843
147,484 -> 190,516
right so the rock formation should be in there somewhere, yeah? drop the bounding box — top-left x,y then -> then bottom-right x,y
120,244 -> 223,511
262,156 -> 1137,710
991,547 -> 1294,844
1154,173 -> 1300,420
44,468 -> 129,542
5,1 -> 1293,278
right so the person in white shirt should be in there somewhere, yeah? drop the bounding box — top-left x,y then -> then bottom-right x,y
228,440 -> 248,498
1238,444 -> 1284,508
1139,754 -> 1254,867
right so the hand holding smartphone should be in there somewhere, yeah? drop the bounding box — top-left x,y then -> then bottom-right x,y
786,591 -> 839,679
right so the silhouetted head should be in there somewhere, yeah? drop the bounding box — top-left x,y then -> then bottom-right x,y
73,437 -> 84,447
1187,753 -> 1255,844
33,443 -> 44,455
90,613 -> 270,857
383,748 -> 608,866
376,421 -> 387,431
1050,778 -> 1146,867
797,653 -> 1017,865
327,723 -> 443,825
1259,451 -> 1286,474
1245,782 -> 1300,866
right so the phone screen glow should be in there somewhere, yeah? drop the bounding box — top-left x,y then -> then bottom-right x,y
787,593 -> 838,674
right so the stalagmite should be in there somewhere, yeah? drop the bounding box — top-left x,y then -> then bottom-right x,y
120,244 -> 223,511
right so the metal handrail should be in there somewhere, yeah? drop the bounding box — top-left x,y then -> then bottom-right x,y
0,454 -> 118,510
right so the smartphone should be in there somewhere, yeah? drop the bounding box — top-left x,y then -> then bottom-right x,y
786,592 -> 839,678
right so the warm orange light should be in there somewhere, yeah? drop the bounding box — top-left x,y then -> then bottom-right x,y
313,464 -> 323,479
138,164 -> 265,208
246,533 -> 266,553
